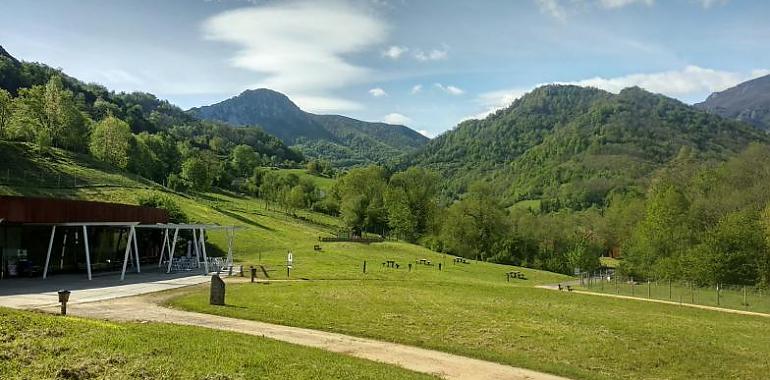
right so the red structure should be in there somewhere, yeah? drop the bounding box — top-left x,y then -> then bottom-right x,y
0,196 -> 168,224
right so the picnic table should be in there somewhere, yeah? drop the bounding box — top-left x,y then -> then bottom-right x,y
382,260 -> 399,269
453,257 -> 469,264
506,271 -> 526,281
416,258 -> 432,265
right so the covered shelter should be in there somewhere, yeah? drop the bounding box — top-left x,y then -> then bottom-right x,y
0,196 -> 239,281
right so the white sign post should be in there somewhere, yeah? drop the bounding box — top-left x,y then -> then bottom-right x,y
287,251 -> 293,278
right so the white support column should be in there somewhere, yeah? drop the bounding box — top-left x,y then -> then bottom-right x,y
82,225 -> 92,281
158,229 -> 169,268
120,227 -> 135,281
192,228 -> 201,268
131,226 -> 140,273
166,228 -> 179,274
59,233 -> 68,270
43,226 -> 56,279
200,228 -> 209,274
226,228 -> 234,267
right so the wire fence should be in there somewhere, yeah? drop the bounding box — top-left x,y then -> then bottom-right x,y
579,272 -> 770,314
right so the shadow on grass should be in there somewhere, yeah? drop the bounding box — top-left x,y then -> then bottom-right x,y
213,206 -> 275,231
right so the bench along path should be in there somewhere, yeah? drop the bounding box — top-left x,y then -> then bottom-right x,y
43,293 -> 570,380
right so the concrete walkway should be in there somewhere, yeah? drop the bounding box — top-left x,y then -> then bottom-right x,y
40,294 -> 570,380
0,270 -> 210,308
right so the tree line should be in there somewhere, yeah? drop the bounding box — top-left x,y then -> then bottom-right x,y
320,143 -> 770,287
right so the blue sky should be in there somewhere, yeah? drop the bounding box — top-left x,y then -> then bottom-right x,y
1,0 -> 768,138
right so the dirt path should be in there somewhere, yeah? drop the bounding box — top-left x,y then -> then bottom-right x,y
537,285 -> 770,318
40,293 -> 570,380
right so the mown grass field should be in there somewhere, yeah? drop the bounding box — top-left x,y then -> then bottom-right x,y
0,307 -> 434,380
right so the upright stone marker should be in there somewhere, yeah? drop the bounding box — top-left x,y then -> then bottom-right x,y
210,275 -> 225,306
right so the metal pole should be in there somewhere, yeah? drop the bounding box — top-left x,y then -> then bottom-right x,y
192,228 -> 200,268
132,226 -> 140,273
82,226 -> 92,280
43,226 -> 56,279
167,228 -> 179,273
159,228 -> 169,268
200,228 -> 209,274
120,227 -> 134,281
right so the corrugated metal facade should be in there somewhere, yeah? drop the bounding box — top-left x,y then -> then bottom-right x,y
0,196 -> 168,224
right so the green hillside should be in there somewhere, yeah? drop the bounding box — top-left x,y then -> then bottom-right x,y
410,85 -> 768,208
189,89 -> 429,167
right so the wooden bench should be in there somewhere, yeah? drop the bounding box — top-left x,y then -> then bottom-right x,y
313,245 -> 322,251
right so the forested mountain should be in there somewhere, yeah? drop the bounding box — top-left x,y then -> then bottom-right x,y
695,74 -> 770,131
189,89 -> 429,166
410,85 -> 768,208
0,45 -> 302,190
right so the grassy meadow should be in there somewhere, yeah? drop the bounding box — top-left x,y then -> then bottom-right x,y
0,308 -> 434,380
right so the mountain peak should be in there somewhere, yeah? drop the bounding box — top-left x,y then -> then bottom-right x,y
0,45 -> 20,65
188,88 -> 428,165
696,74 -> 770,130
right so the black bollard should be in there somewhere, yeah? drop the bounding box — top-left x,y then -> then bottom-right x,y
210,275 -> 225,305
363,260 -> 367,274
57,290 -> 71,316
250,266 -> 256,283
408,263 -> 412,272
438,263 -> 442,271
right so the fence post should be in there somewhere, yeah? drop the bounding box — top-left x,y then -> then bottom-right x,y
743,286 -> 747,310
647,280 -> 651,298
668,280 -> 672,300
691,282 -> 694,304
716,283 -> 720,306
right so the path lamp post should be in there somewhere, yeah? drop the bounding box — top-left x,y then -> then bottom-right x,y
58,290 -> 71,315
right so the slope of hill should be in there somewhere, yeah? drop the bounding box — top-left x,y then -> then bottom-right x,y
410,85 -> 768,207
696,74 -> 770,131
189,89 -> 429,166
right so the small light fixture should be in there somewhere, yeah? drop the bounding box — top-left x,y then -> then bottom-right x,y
57,290 -> 71,315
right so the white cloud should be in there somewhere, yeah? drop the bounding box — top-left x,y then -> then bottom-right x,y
535,0 -> 567,20
599,0 -> 654,9
292,95 -> 363,113
414,48 -> 448,61
203,2 -> 386,112
435,83 -> 465,95
383,112 -> 412,125
383,45 -> 408,59
472,66 -> 770,119
695,0 -> 727,8
568,66 -> 770,97
369,87 -> 387,97
417,129 -> 435,138
411,84 -> 423,94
